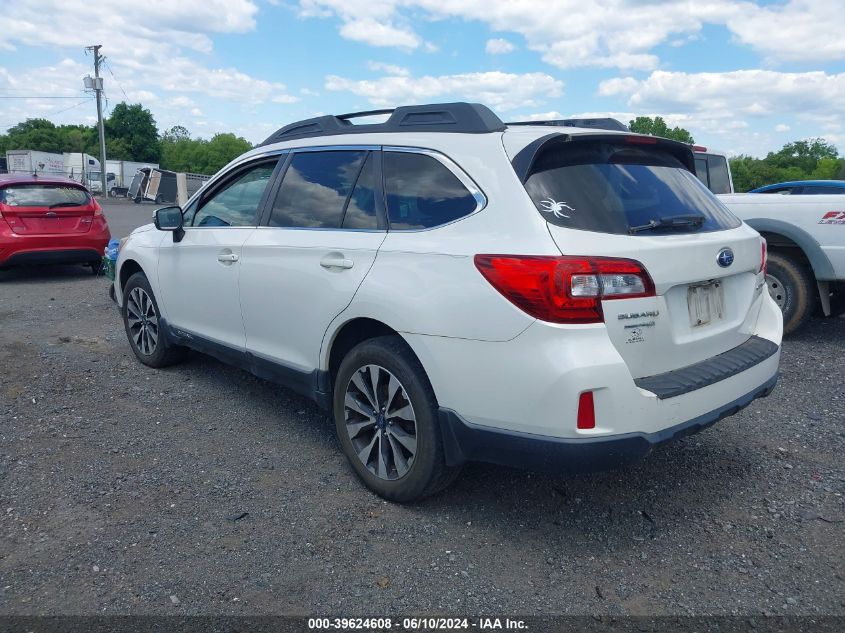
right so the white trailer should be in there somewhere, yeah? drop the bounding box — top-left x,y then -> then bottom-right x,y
5,150 -> 66,177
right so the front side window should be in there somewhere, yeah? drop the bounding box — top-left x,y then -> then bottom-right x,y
384,152 -> 478,230
523,141 -> 741,235
0,185 -> 89,207
269,151 -> 367,228
191,162 -> 276,227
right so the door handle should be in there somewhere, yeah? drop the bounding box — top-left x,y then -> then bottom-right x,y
217,253 -> 239,263
320,256 -> 354,270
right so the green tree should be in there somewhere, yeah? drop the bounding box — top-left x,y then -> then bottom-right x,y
160,129 -> 252,175
767,138 -> 838,173
628,116 -> 695,144
105,102 -> 160,162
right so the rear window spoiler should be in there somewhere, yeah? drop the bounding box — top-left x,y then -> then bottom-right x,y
510,133 -> 697,184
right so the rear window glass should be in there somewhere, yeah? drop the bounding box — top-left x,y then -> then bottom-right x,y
0,185 -> 89,207
384,152 -> 477,230
524,142 -> 741,235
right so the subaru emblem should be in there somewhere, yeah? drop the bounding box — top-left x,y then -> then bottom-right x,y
717,247 -> 734,268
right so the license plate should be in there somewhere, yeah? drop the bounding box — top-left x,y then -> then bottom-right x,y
687,281 -> 725,327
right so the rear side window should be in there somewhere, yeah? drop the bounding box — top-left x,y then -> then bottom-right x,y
524,141 -> 741,235
804,186 -> 845,195
269,151 -> 367,228
706,154 -> 731,194
384,152 -> 477,230
0,185 -> 89,207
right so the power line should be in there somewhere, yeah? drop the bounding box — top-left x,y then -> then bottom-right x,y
0,95 -> 89,99
0,98 -> 93,131
103,59 -> 129,102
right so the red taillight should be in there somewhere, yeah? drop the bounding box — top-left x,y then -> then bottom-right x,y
760,238 -> 767,275
474,255 -> 655,324
577,391 -> 596,429
693,145 -> 708,153
625,135 -> 658,145
92,199 -> 103,216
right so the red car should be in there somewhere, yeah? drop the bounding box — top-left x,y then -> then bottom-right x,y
0,174 -> 110,272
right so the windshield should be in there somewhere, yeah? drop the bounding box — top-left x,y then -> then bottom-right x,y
524,141 -> 741,235
0,184 -> 90,207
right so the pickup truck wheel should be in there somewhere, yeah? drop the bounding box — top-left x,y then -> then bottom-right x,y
766,252 -> 816,334
333,335 -> 461,503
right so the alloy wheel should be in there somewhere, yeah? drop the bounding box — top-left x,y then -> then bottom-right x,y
126,287 -> 159,356
343,364 -> 417,480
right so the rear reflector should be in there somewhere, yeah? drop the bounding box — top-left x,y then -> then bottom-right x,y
760,238 -> 767,275
474,255 -> 655,324
577,392 -> 596,429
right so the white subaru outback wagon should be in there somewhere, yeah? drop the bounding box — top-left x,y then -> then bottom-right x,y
114,103 -> 782,502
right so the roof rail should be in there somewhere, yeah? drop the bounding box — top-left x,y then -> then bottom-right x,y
260,102 -> 506,146
508,117 -> 629,132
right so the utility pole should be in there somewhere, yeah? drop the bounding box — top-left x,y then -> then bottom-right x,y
85,45 -> 108,197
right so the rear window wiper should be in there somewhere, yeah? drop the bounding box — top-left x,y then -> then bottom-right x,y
628,214 -> 705,234
48,202 -> 85,209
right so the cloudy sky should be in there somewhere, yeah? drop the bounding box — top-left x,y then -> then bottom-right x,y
1,0 -> 844,156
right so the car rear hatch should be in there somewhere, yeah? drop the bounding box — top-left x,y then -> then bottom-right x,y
0,183 -> 97,235
511,133 -> 765,379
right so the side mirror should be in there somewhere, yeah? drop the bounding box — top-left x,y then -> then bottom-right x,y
154,206 -> 185,242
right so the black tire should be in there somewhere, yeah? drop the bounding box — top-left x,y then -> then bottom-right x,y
333,336 -> 461,502
133,197 -> 141,204
88,260 -> 101,275
766,251 -> 816,334
108,187 -> 116,197
155,194 -> 164,204
122,272 -> 186,368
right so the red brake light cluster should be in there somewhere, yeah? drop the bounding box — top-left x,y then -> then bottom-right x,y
92,198 -> 103,216
760,238 -> 767,275
474,255 -> 655,324
625,135 -> 659,145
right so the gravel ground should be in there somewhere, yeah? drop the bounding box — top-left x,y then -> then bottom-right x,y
1,200 -> 843,616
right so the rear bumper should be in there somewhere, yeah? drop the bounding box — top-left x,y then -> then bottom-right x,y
0,220 -> 110,267
439,374 -> 778,471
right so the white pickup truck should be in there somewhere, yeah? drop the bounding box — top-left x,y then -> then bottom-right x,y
696,149 -> 844,332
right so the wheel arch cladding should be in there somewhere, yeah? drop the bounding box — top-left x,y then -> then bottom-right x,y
119,259 -> 144,293
746,218 -> 835,280
325,318 -> 429,395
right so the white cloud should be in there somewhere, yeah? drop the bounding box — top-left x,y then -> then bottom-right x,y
485,38 -> 515,55
299,0 -> 845,69
325,70 -> 563,111
339,18 -> 420,48
726,0 -> 845,64
0,0 -> 297,112
775,123 -> 791,132
367,61 -> 411,76
598,70 -> 845,123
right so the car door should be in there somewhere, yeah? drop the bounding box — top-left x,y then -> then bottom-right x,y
239,148 -> 387,374
156,156 -> 281,351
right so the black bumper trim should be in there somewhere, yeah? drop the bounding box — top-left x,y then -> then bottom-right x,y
3,249 -> 102,267
438,374 -> 778,473
633,335 -> 779,399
